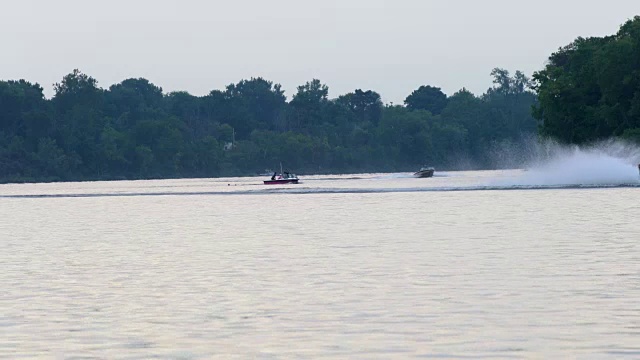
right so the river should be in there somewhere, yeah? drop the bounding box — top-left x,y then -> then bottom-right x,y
1,167 -> 639,359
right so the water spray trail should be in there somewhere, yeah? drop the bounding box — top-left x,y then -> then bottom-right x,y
492,139 -> 640,186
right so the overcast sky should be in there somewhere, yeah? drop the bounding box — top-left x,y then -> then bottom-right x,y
2,0 -> 638,104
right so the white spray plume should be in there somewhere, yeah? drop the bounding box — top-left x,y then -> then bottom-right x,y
496,138 -> 640,186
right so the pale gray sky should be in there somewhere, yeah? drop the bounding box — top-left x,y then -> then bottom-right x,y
2,0 -> 638,104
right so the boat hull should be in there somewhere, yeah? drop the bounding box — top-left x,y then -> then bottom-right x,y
263,179 -> 299,185
414,169 -> 434,178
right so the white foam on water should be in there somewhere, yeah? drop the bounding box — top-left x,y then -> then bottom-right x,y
494,139 -> 640,186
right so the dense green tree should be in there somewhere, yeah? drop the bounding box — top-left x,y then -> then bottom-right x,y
291,79 -> 329,106
378,106 -> 433,164
224,77 -> 286,137
336,89 -> 383,125
483,68 -> 539,142
49,70 -> 108,176
404,85 -> 448,114
105,78 -> 164,128
533,16 -> 640,144
288,79 -> 330,132
0,80 -> 51,146
53,69 -> 103,111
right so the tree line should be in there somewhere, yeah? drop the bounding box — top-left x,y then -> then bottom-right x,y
0,67 -> 538,183
3,15 -> 638,183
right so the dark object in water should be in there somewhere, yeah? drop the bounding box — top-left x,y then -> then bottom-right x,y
414,167 -> 435,178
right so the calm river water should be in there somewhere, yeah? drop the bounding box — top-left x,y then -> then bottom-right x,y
1,169 -> 639,359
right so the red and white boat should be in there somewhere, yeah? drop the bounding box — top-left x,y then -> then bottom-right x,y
264,172 -> 299,185
263,164 -> 299,185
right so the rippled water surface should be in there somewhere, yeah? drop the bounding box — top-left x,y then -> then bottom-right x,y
1,170 -> 640,359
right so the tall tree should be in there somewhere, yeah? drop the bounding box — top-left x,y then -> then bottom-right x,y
483,68 -> 538,141
53,69 -> 103,111
336,89 -> 383,125
0,80 -> 51,143
52,70 -> 105,174
105,78 -> 164,126
404,85 -> 448,114
289,79 -> 330,131
224,77 -> 286,137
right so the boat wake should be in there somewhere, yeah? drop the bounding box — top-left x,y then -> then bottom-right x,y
252,183 -> 640,195
2,182 -> 639,199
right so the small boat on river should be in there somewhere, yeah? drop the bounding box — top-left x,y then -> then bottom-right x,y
263,163 -> 299,184
414,166 -> 435,178
264,172 -> 299,185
